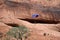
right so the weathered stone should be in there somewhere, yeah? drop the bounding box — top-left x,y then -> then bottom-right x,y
0,0 -> 60,24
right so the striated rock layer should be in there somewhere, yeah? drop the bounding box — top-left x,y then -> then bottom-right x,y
0,0 -> 60,24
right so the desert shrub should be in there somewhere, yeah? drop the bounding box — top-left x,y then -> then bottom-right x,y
6,25 -> 30,40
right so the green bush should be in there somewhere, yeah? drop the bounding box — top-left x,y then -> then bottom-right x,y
6,26 -> 30,40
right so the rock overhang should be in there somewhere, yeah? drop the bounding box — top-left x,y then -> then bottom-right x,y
0,0 -> 60,24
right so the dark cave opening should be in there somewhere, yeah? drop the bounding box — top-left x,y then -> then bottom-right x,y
6,23 -> 19,27
19,19 -> 59,24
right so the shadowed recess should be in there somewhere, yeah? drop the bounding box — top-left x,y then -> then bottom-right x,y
19,19 -> 59,24
6,23 -> 19,27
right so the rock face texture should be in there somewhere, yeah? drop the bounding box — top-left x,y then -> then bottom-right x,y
0,0 -> 60,40
0,0 -> 60,24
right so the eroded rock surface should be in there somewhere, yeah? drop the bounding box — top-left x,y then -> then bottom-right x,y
0,0 -> 60,40
0,0 -> 60,24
